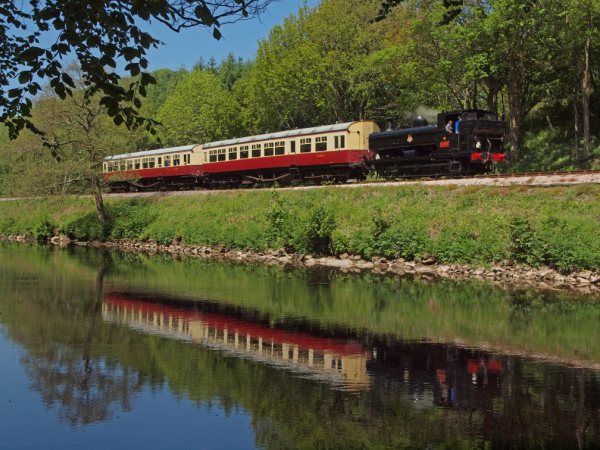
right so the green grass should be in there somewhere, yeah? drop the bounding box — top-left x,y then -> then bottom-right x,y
1,183 -> 600,272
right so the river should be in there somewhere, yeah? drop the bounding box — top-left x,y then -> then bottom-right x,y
1,243 -> 599,449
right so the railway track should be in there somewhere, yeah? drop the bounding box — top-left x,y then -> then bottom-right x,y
103,169 -> 600,199
1,169 -> 598,202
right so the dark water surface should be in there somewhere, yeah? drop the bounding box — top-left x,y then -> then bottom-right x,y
1,244 -> 600,449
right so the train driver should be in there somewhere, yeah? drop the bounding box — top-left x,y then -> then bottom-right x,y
454,116 -> 461,133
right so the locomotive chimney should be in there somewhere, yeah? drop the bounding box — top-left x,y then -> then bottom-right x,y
385,117 -> 394,131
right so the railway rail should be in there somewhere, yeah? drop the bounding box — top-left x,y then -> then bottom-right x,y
102,169 -> 600,199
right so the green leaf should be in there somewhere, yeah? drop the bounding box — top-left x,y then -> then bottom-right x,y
18,71 -> 32,84
20,47 -> 45,61
195,5 -> 215,25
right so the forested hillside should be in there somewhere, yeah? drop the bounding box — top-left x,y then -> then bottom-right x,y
0,0 -> 598,196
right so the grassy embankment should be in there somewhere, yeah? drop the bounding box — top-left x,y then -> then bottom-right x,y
1,184 -> 599,272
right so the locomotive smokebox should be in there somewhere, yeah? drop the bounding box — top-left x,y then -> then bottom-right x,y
411,115 -> 429,127
385,117 -> 395,131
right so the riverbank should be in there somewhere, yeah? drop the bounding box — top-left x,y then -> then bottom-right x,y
1,184 -> 599,293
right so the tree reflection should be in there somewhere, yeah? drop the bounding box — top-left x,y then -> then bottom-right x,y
0,248 -> 149,426
24,353 -> 143,426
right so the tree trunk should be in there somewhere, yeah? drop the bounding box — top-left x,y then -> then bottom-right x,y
486,75 -> 498,113
573,88 -> 580,159
571,19 -> 581,160
92,176 -> 107,224
582,33 -> 591,163
508,109 -> 522,161
507,63 -> 523,160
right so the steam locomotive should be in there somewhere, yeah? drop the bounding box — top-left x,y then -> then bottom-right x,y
103,109 -> 506,191
369,109 -> 506,177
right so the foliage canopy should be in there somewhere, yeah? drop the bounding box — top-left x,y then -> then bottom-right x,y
0,0 -> 272,138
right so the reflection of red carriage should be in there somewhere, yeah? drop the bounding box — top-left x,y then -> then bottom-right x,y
105,293 -> 365,355
103,293 -> 371,390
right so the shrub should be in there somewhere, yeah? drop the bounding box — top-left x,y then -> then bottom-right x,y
374,226 -> 430,260
64,212 -> 108,241
109,201 -> 156,240
266,194 -> 294,250
509,217 -> 546,266
33,218 -> 56,243
298,206 -> 336,254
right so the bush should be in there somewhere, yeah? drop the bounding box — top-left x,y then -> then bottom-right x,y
64,212 -> 109,241
509,217 -> 546,267
109,201 -> 156,240
302,206 -> 336,254
33,218 -> 56,243
266,194 -> 294,250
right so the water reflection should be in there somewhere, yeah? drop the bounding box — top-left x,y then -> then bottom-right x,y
1,244 -> 600,448
103,293 -> 371,391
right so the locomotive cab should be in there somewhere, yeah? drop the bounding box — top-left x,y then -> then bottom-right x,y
439,109 -> 506,167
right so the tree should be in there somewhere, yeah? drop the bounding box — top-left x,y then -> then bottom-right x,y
245,0 -> 399,132
377,0 -> 465,23
1,66 -> 137,221
567,0 -> 600,163
0,0 -> 273,139
216,53 -> 252,91
156,69 -> 243,146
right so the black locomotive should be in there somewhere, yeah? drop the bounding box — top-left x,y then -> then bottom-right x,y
369,109 -> 506,176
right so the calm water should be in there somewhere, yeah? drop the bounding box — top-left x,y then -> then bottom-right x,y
1,244 -> 600,449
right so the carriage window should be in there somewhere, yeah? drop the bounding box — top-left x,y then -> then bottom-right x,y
240,145 -> 249,159
135,159 -> 141,169
316,136 -> 327,152
173,154 -> 181,166
275,141 -> 285,155
334,135 -> 346,149
264,142 -> 274,157
217,149 -> 226,162
300,138 -> 312,153
209,150 -> 217,163
103,163 -> 107,172
252,144 -> 262,158
290,141 -> 296,153
164,156 -> 171,167
119,162 -> 126,171
229,147 -> 238,160
127,161 -> 133,170
142,158 -> 149,169
148,158 -> 155,168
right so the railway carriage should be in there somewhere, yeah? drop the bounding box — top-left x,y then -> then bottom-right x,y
200,121 -> 379,187
103,121 -> 379,191
103,144 -> 203,191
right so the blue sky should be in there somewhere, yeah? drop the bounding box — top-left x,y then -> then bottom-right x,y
144,0 -> 320,71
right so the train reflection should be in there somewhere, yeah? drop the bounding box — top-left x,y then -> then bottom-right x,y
102,293 -> 372,391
